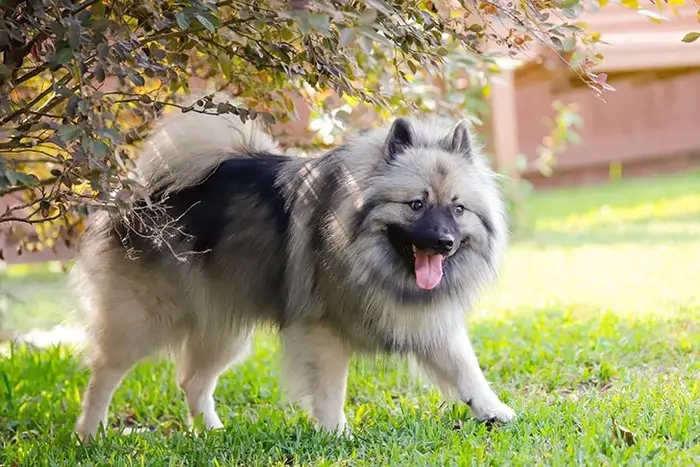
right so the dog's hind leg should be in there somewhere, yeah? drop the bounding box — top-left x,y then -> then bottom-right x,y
76,359 -> 134,442
176,326 -> 253,430
280,322 -> 351,434
75,300 -> 171,442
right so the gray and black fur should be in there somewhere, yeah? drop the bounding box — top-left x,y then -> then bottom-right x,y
74,93 -> 516,441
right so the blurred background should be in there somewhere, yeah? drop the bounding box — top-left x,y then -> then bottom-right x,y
0,1 -> 698,348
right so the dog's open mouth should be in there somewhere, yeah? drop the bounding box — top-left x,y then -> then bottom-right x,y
386,225 -> 445,291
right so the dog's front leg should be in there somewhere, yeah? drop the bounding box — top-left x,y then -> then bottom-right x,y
417,329 -> 515,423
281,322 -> 351,434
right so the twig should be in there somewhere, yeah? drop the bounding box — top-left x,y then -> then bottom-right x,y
1,74 -> 71,125
138,17 -> 255,46
0,213 -> 63,225
0,177 -> 58,197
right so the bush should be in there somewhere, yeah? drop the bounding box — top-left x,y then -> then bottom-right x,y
0,0 -> 672,255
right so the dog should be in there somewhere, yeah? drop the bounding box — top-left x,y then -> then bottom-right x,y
73,94 -> 516,441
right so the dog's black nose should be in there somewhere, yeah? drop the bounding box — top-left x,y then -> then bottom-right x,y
433,235 -> 454,255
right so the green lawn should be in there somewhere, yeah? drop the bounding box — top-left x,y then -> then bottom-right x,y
1,170 -> 699,465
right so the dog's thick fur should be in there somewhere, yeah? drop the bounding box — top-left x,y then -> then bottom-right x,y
73,94 -> 516,441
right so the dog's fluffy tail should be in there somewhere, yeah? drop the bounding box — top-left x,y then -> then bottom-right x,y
135,92 -> 279,194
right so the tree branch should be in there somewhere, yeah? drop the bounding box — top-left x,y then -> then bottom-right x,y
0,177 -> 58,197
138,17 -> 258,46
0,212 -> 64,225
0,74 -> 72,125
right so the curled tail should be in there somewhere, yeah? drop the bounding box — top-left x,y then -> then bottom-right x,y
136,92 -> 279,194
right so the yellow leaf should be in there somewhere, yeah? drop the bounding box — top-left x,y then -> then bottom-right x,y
598,0 -> 609,7
682,32 -> 700,43
620,0 -> 638,8
668,0 -> 685,5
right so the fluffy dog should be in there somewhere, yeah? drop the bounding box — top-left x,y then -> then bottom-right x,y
73,94 -> 516,441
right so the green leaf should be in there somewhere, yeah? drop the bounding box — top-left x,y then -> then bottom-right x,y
550,36 -> 564,49
682,32 -> 700,43
195,14 -> 215,33
149,44 -> 166,60
280,27 -> 295,41
52,46 -> 73,66
334,109 -> 351,123
130,73 -> 145,87
561,6 -> 582,19
99,128 -> 122,144
58,124 -> 81,142
95,64 -> 106,82
66,95 -> 79,118
6,170 -> 40,188
92,140 -> 109,158
92,1 -> 105,18
175,11 -> 190,30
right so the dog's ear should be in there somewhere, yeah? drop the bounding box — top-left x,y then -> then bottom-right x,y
445,119 -> 472,159
383,117 -> 413,162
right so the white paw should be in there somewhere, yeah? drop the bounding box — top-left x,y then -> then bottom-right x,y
314,417 -> 352,438
469,396 -> 516,423
76,428 -> 96,444
189,412 -> 224,432
75,418 -> 102,444
206,417 -> 224,430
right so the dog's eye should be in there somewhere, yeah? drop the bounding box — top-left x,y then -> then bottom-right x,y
454,205 -> 466,216
408,200 -> 424,211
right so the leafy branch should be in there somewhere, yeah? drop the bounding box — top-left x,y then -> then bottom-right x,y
0,0 -> 643,257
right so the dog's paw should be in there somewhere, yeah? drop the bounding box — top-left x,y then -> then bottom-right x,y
469,397 -> 516,424
314,418 -> 352,438
75,426 -> 101,445
334,424 -> 353,440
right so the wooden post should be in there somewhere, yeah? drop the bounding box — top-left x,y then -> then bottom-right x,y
484,58 -> 521,177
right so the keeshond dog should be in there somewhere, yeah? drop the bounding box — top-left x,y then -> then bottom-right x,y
73,94 -> 516,441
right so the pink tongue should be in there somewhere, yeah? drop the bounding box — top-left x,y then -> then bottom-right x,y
414,251 -> 444,290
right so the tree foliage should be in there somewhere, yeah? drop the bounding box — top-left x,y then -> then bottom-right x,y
0,0 -> 680,256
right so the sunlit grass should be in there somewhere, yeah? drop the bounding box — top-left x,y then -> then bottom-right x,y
533,193 -> 700,231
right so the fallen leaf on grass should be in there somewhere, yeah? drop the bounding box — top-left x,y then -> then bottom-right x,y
612,418 -> 637,446
111,410 -> 156,435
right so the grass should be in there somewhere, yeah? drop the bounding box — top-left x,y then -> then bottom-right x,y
1,169 -> 699,465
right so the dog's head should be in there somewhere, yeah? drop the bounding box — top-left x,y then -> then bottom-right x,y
341,116 -> 508,304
